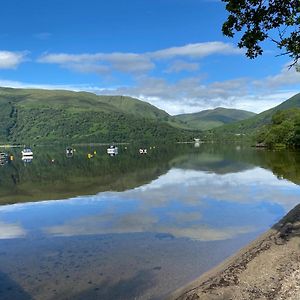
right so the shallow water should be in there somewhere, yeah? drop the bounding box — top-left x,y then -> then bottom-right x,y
0,144 -> 299,299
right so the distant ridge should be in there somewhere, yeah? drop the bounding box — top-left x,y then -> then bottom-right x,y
213,93 -> 300,135
173,107 -> 256,130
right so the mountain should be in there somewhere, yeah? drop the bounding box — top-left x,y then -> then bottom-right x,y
0,87 -> 197,144
97,94 -> 169,120
256,108 -> 300,147
212,93 -> 300,136
173,107 -> 256,130
3,87 -> 297,145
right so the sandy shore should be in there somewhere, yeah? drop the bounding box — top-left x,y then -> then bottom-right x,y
169,204 -> 300,300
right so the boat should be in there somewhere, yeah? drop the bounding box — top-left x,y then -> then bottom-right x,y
107,145 -> 118,156
66,147 -> 74,157
139,149 -> 147,154
22,148 -> 33,156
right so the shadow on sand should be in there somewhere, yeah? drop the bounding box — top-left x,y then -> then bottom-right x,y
0,271 -> 33,300
69,270 -> 158,300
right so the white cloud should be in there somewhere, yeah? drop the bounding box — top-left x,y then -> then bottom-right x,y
151,42 -> 243,59
65,63 -> 110,74
0,51 -> 27,69
37,41 -> 241,76
38,53 -> 100,64
254,63 -> 300,88
38,52 -> 155,74
165,60 -> 199,73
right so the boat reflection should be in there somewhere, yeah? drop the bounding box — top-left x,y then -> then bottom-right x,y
22,156 -> 33,163
0,152 -> 8,166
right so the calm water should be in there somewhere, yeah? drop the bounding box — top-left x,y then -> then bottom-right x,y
0,144 -> 299,300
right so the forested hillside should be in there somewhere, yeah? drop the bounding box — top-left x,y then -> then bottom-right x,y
0,87 -> 198,144
173,107 -> 256,130
210,93 -> 300,140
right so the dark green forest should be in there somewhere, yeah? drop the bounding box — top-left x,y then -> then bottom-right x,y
0,88 -> 198,144
256,108 -> 300,147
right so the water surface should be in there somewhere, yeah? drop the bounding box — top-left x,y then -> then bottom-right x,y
0,144 -> 299,300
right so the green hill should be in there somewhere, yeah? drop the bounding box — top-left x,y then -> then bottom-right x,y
0,87 -> 198,144
212,93 -> 300,137
4,87 -> 298,145
96,94 -> 170,120
173,107 -> 256,130
256,108 -> 300,147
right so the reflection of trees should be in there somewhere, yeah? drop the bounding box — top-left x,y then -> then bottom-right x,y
171,145 -> 300,185
170,144 -> 257,174
0,146 -> 180,204
171,153 -> 253,174
0,144 -> 299,205
245,150 -> 300,186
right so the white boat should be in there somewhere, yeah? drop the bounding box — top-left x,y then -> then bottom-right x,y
139,149 -> 147,154
107,146 -> 118,155
66,147 -> 74,157
22,148 -> 33,156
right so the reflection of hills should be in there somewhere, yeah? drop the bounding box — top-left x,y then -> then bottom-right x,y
0,147 -> 175,204
0,144 -> 299,205
170,153 -> 253,174
241,149 -> 300,187
170,145 -> 300,186
170,145 -> 255,174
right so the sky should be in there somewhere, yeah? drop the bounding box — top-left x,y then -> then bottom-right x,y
0,0 -> 299,115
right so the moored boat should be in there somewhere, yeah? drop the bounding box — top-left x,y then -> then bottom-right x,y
22,148 -> 33,156
66,147 -> 74,157
107,145 -> 118,156
139,148 -> 147,154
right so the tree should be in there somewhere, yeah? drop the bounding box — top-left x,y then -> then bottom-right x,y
222,0 -> 300,65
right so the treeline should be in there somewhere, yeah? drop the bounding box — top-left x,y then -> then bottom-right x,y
5,107 -> 198,144
256,108 -> 300,147
0,100 -> 17,142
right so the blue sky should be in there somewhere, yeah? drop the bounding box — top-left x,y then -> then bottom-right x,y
0,0 -> 299,114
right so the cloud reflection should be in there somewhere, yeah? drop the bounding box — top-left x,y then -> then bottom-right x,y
0,221 -> 26,239
124,167 -> 300,209
44,167 -> 299,240
45,211 -> 255,241
1,165 -> 299,242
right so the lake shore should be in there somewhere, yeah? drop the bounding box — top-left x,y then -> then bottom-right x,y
169,204 -> 300,300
